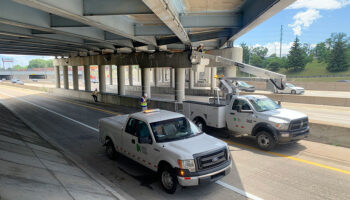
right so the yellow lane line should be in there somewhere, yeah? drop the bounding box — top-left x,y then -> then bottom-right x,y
2,85 -> 350,175
223,139 -> 350,175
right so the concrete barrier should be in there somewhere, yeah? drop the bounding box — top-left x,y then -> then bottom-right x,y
48,88 -> 182,112
289,81 -> 350,92
307,123 -> 350,148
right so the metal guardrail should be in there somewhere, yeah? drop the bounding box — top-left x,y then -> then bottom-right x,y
287,74 -> 350,78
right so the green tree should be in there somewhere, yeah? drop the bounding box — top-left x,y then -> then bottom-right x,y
287,37 -> 306,72
26,59 -> 53,68
327,33 -> 349,72
251,46 -> 268,58
250,54 -> 266,68
314,42 -> 329,62
266,57 -> 287,72
12,64 -> 26,70
240,43 -> 251,64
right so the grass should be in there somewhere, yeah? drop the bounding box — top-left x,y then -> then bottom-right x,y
279,60 -> 350,77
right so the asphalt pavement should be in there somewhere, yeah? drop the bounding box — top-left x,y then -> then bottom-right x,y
0,85 -> 350,200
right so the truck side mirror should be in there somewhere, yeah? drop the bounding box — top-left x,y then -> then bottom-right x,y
237,105 -> 242,112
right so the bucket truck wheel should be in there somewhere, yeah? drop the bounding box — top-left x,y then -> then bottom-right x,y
194,118 -> 206,132
256,131 -> 276,151
160,164 -> 178,194
106,140 -> 118,160
291,90 -> 296,94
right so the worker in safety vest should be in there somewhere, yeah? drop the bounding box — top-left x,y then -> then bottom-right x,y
92,88 -> 98,102
196,43 -> 204,52
140,93 -> 148,111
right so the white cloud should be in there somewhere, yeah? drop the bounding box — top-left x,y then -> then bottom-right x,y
288,0 -> 350,36
0,54 -> 53,69
253,42 -> 294,56
250,42 -> 317,57
288,0 -> 350,10
288,9 -> 321,36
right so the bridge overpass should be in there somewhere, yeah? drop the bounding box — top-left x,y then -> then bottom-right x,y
0,0 -> 296,102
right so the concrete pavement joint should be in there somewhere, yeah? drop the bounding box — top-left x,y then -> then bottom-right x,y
0,88 -> 261,200
0,91 -> 131,200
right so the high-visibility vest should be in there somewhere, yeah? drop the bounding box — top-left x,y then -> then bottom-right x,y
140,97 -> 147,107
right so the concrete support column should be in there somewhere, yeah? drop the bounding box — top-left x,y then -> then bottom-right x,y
153,68 -> 159,87
109,65 -> 113,85
72,66 -> 79,90
161,68 -> 165,82
170,68 -> 175,88
84,65 -> 91,92
175,68 -> 185,102
141,68 -> 151,98
189,69 -> 194,89
211,67 -> 217,93
55,66 -> 60,88
63,65 -> 69,89
98,65 -> 106,93
128,65 -> 133,86
118,65 -> 126,95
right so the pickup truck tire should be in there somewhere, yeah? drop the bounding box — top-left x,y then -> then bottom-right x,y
194,118 -> 206,132
106,140 -> 118,160
256,131 -> 276,150
291,90 -> 296,94
160,165 -> 178,194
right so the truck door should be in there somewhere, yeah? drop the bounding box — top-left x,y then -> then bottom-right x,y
123,118 -> 139,161
226,99 -> 254,134
135,121 -> 156,169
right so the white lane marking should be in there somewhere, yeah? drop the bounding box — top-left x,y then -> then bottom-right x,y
1,91 -> 263,199
0,92 -> 98,132
216,180 -> 264,200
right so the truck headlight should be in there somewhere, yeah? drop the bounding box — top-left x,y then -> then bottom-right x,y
275,123 -> 289,130
178,159 -> 196,172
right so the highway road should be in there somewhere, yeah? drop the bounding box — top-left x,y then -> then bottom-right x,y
1,85 -> 350,200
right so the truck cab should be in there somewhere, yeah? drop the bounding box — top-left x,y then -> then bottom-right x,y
184,95 -> 309,150
99,109 -> 232,194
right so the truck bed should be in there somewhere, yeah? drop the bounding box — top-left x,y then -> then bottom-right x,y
183,101 -> 226,129
99,115 -> 129,144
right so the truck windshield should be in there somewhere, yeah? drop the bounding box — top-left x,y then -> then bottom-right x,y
150,117 -> 202,143
249,98 -> 280,112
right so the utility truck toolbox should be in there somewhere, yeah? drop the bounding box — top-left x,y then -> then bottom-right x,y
99,109 -> 232,194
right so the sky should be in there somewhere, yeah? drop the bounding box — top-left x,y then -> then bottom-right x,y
1,0 -> 350,67
235,0 -> 350,56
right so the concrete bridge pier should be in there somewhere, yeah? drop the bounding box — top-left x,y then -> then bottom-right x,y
141,68 -> 151,98
98,65 -> 106,93
118,65 -> 126,95
153,68 -> 159,87
84,65 -> 91,92
55,66 -> 60,88
128,66 -> 133,86
170,68 -> 175,88
175,68 -> 185,102
109,65 -> 113,85
72,66 -> 79,91
189,69 -> 194,89
63,65 -> 69,89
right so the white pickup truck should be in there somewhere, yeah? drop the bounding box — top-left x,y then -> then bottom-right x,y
99,109 -> 232,194
183,95 -> 310,150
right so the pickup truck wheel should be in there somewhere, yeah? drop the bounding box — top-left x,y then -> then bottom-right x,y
160,166 -> 178,194
194,119 -> 206,132
291,90 -> 296,94
256,131 -> 276,151
106,140 -> 118,160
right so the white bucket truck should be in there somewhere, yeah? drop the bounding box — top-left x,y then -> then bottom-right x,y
99,109 -> 232,194
183,51 -> 310,150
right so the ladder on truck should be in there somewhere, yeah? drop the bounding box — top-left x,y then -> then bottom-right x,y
190,50 -> 287,95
